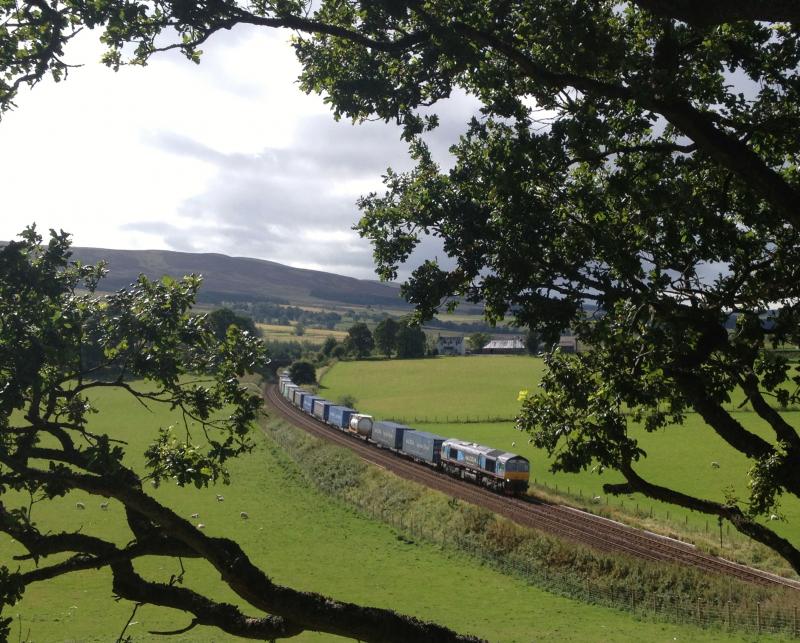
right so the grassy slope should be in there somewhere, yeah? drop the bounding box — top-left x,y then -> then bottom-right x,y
319,356 -> 800,569
5,387 -> 763,642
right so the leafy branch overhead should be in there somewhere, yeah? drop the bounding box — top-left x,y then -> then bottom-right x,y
3,0 -> 800,608
0,228 -> 478,642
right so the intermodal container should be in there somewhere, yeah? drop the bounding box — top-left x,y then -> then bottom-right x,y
292,389 -> 307,407
349,414 -> 374,438
312,399 -> 331,421
327,406 -> 356,430
283,384 -> 298,399
401,430 -> 446,464
302,395 -> 318,414
371,421 -> 413,450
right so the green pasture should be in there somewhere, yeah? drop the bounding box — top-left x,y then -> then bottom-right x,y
319,356 -> 800,574
318,355 -> 546,421
5,386 -> 758,642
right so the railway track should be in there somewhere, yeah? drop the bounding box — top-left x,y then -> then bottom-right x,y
265,385 -> 800,592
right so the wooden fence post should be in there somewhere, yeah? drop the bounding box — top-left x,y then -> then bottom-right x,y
794,605 -> 798,637
757,602 -> 761,635
727,601 -> 732,630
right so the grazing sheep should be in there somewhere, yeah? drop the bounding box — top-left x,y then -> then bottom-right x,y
197,523 -> 206,529
100,502 -> 109,511
216,494 -> 225,502
75,502 -> 86,510
711,461 -> 720,469
511,441 -> 516,448
240,511 -> 249,520
191,512 -> 199,519
770,514 -> 779,521
592,495 -> 602,504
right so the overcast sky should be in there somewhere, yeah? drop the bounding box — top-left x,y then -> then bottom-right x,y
0,25 -> 481,280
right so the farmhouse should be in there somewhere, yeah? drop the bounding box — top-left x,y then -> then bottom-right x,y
482,338 -> 526,354
558,335 -> 582,353
437,335 -> 465,355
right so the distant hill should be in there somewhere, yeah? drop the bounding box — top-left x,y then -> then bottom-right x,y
66,246 -> 407,308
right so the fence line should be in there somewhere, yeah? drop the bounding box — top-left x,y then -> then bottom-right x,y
267,421 -> 799,637
352,496 -> 800,637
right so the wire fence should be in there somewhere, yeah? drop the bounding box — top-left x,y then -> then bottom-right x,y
351,498 -> 800,637
384,415 -> 517,425
266,419 -> 800,637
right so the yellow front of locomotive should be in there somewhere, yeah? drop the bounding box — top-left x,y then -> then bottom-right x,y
500,455 -> 530,494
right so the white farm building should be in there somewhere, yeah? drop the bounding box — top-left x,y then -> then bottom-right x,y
437,336 -> 466,355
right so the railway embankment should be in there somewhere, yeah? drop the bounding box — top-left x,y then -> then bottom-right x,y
261,396 -> 800,637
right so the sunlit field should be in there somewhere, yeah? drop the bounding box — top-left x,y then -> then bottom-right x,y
4,384 -> 758,642
320,356 -> 800,570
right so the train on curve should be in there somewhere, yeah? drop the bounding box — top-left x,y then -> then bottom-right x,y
279,375 -> 530,495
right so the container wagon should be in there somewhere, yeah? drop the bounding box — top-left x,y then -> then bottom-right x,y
327,406 -> 356,430
371,421 -> 413,450
348,414 -> 374,439
313,399 -> 333,422
401,430 -> 446,465
302,395 -> 319,414
293,389 -> 311,408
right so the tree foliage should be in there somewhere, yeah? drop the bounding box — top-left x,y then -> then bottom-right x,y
374,317 -> 400,357
289,359 -> 316,385
347,322 -> 374,358
206,307 -> 258,342
524,331 -> 540,356
396,322 -> 427,359
4,0 -> 800,580
0,228 -> 476,642
466,332 -> 490,353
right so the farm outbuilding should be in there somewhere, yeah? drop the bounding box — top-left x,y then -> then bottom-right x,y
437,335 -> 465,355
558,335 -> 584,353
482,338 -> 526,354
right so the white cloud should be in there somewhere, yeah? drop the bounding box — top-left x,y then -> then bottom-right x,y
0,23 -> 481,281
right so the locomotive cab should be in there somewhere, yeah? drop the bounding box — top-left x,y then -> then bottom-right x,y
497,455 -> 530,494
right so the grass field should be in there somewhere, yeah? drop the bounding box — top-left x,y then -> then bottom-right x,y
257,322 -> 348,343
5,385 -> 767,642
319,356 -> 800,574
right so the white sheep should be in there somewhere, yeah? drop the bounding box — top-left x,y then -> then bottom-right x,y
216,494 -> 225,502
191,512 -> 199,519
592,495 -> 602,504
240,511 -> 249,520
197,523 -> 206,529
100,502 -> 109,511
711,461 -> 720,469
770,514 -> 779,521
75,502 -> 86,510
511,441 -> 516,448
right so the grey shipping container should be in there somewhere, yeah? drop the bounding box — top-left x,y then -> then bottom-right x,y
401,430 -> 446,464
371,421 -> 413,450
313,399 -> 332,421
292,389 -> 307,407
327,406 -> 356,429
283,384 -> 298,399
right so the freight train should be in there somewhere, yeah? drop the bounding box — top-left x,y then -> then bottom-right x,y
278,375 -> 530,495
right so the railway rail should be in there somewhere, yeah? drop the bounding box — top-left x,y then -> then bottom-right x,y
265,384 -> 800,592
